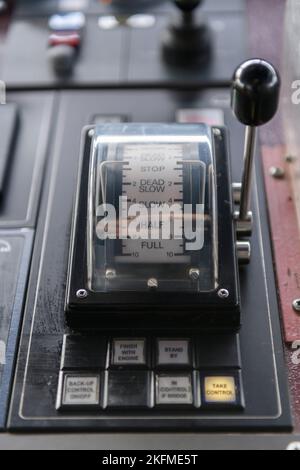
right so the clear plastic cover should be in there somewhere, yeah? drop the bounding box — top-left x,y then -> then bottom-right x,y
87,123 -> 218,292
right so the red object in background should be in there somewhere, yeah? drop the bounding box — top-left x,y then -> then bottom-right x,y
0,0 -> 13,38
48,32 -> 81,49
261,145 -> 300,344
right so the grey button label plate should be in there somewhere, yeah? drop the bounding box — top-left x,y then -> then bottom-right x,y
112,339 -> 146,366
157,339 -> 190,366
156,375 -> 193,405
62,374 -> 100,406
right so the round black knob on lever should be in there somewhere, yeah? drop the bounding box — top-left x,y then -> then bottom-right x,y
231,59 -> 281,222
162,0 -> 211,67
174,0 -> 203,12
231,59 -> 280,126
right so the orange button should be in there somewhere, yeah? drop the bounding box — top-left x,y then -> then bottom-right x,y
204,376 -> 237,404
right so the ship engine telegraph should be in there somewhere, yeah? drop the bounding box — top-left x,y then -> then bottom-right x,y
65,59 -> 280,329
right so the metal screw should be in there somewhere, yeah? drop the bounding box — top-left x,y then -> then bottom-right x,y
285,155 -> 295,163
286,442 -> 300,450
76,289 -> 88,299
213,128 -> 222,137
88,129 -> 95,138
106,269 -> 116,280
292,299 -> 300,313
218,288 -> 229,299
269,166 -> 285,179
147,278 -> 158,289
189,268 -> 200,281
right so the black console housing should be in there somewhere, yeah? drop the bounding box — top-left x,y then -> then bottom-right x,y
5,89 -> 291,432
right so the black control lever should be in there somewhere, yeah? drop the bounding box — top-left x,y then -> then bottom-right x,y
174,0 -> 202,12
231,59 -> 280,223
162,0 -> 211,66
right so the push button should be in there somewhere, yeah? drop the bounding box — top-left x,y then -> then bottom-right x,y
105,371 -> 153,409
205,376 -> 236,403
111,338 -> 147,367
200,371 -> 244,409
98,15 -> 119,31
196,334 -> 241,369
48,32 -> 81,49
157,339 -> 191,368
61,335 -> 108,370
156,374 -> 193,406
48,12 -> 86,31
126,15 -> 156,29
56,372 -> 101,409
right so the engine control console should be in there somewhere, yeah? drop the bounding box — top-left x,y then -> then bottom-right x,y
0,0 -> 298,450
3,61 -> 290,434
